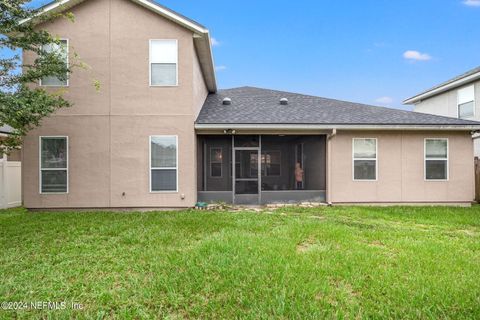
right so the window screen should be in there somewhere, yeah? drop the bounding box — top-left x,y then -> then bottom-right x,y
151,136 -> 177,191
353,138 -> 377,180
425,139 -> 448,180
150,40 -> 177,86
40,137 -> 68,193
457,85 -> 475,119
40,40 -> 68,86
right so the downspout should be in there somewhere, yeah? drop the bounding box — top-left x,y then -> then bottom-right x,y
326,129 -> 337,205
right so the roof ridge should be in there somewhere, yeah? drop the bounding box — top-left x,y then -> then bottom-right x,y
202,86 -> 480,126
218,86 -> 464,120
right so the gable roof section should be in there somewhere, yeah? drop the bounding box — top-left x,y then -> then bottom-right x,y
196,86 -> 480,130
404,66 -> 480,105
24,0 -> 217,92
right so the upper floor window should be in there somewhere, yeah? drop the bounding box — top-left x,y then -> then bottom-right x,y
149,39 -> 178,86
457,85 -> 475,119
425,138 -> 448,181
40,39 -> 68,86
353,138 -> 377,181
40,136 -> 68,193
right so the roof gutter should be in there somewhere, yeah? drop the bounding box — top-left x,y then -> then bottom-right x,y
193,33 -> 217,93
195,123 -> 480,131
404,71 -> 480,105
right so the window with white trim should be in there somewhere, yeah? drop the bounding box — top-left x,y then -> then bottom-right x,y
150,136 -> 177,191
149,40 -> 178,86
40,137 -> 68,193
457,85 -> 475,119
425,139 -> 448,180
40,39 -> 68,86
353,138 -> 377,180
210,147 -> 223,177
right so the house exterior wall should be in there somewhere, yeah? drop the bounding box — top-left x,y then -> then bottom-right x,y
328,130 -> 474,204
413,80 -> 480,155
22,0 -> 208,208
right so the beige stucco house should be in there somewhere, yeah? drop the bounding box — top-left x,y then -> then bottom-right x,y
404,67 -> 480,156
21,0 -> 480,209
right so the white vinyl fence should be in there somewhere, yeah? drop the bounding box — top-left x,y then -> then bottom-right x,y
0,157 -> 22,209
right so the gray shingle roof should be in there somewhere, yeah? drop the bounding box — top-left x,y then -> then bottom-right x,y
0,125 -> 13,134
197,86 -> 480,127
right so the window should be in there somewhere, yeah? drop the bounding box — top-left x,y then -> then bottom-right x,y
457,85 -> 475,119
210,147 -> 223,177
149,40 -> 178,86
425,139 -> 448,180
40,137 -> 68,193
353,138 -> 377,180
150,136 -> 178,192
40,39 -> 68,86
261,151 -> 281,176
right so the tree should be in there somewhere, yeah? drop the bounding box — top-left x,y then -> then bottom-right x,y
0,0 -> 78,154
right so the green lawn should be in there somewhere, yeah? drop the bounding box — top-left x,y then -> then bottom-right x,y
1,206 -> 479,319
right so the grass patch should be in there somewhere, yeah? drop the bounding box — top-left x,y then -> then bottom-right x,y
0,206 -> 479,319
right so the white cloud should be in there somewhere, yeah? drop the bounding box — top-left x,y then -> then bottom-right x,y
375,96 -> 394,104
403,50 -> 432,61
463,0 -> 480,6
215,65 -> 227,71
211,37 -> 220,46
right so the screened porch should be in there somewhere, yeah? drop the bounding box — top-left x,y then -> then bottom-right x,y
197,135 -> 326,205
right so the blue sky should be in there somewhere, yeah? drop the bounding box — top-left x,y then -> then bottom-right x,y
16,0 -> 480,109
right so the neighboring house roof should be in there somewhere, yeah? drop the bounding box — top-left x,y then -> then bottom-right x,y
0,125 -> 14,135
23,0 -> 217,92
196,86 -> 480,130
404,66 -> 480,105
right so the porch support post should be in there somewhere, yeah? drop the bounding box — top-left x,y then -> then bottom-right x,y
326,129 -> 336,204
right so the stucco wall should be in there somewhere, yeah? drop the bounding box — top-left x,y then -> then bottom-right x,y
414,80 -> 480,120
328,130 -> 475,204
22,0 -> 208,208
413,81 -> 480,156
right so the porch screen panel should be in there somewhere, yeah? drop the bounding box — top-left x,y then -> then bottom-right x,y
202,136 -> 232,191
260,135 -> 326,191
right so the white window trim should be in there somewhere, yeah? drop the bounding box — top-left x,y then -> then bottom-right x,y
209,147 -> 223,178
39,136 -> 69,194
149,135 -> 179,193
39,38 -> 69,87
424,138 -> 449,181
149,39 -> 178,87
457,85 -> 475,119
352,138 -> 378,181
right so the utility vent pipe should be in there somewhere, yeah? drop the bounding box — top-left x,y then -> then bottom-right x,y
280,98 -> 288,105
222,97 -> 232,105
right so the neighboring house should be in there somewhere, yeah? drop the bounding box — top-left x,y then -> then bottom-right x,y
404,67 -> 480,156
21,0 -> 480,209
0,125 -> 22,209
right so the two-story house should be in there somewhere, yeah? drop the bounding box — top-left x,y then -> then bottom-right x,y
21,0 -> 480,209
405,67 -> 480,155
